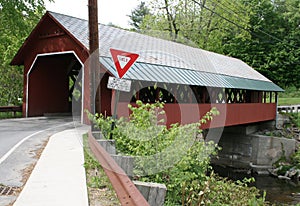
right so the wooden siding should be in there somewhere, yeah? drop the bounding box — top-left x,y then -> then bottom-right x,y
116,102 -> 277,129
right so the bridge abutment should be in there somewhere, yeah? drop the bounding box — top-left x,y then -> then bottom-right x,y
212,121 -> 296,172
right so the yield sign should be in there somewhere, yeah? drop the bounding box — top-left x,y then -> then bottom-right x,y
110,48 -> 139,78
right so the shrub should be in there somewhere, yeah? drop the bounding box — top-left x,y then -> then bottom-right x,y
89,101 -> 267,205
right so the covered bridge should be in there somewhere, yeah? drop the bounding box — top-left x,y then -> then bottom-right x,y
11,11 -> 283,128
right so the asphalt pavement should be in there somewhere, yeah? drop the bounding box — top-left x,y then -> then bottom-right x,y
0,116 -> 74,158
0,116 -> 85,206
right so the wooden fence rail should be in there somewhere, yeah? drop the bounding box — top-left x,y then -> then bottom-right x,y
0,106 -> 22,117
278,105 -> 300,113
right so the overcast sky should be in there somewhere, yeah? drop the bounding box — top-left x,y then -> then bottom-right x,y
45,0 -> 141,28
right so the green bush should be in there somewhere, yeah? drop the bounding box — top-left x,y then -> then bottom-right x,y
89,101 -> 267,205
291,149 -> 300,169
200,174 -> 266,206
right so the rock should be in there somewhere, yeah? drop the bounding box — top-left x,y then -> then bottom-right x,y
287,168 -> 298,178
273,130 -> 284,137
291,193 -> 300,197
266,148 -> 279,159
268,169 -> 278,177
278,175 -> 291,180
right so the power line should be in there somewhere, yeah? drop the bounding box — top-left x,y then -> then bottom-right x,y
210,0 -> 249,25
209,0 -> 283,42
222,0 -> 248,16
190,0 -> 299,49
190,0 -> 248,31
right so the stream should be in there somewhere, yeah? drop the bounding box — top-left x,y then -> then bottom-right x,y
213,165 -> 300,205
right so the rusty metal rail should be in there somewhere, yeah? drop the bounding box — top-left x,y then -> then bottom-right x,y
88,131 -> 149,206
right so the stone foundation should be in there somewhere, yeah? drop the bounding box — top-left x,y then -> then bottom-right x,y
212,121 -> 296,171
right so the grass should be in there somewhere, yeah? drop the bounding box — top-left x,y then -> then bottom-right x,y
275,86 -> 300,106
278,98 -> 300,106
277,87 -> 300,106
82,134 -> 120,206
0,112 -> 22,119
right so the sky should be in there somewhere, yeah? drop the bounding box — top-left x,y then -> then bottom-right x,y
45,0 -> 141,28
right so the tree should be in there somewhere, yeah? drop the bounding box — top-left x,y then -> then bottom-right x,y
0,0 -> 47,105
128,1 -> 151,30
139,0 -> 250,53
224,0 -> 300,88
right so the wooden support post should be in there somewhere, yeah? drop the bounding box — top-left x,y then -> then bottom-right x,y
173,84 -> 178,103
135,81 -> 140,101
88,0 -> 99,115
156,87 -> 160,102
188,86 -> 193,103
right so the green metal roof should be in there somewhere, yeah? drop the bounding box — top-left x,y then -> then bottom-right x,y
100,57 -> 284,92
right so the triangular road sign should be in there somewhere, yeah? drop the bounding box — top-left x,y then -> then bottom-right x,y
110,48 -> 139,79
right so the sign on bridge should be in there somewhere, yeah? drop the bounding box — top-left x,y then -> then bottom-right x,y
110,48 -> 139,79
107,76 -> 132,92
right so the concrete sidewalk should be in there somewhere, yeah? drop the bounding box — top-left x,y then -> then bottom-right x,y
13,126 -> 89,206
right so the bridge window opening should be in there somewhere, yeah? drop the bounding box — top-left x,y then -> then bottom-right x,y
262,91 -> 278,104
125,81 -> 277,105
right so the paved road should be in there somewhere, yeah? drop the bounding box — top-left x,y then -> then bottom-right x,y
0,116 -> 75,159
0,116 -> 80,205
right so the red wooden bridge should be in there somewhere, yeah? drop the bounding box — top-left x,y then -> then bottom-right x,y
11,11 -> 283,128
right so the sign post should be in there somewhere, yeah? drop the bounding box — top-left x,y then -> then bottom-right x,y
108,49 -> 139,139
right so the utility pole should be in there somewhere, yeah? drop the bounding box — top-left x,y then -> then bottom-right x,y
88,0 -> 99,115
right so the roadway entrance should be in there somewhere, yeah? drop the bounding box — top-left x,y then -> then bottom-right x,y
26,52 -> 83,117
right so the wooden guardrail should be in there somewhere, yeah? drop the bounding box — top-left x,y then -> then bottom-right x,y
0,106 -> 22,117
88,131 -> 150,206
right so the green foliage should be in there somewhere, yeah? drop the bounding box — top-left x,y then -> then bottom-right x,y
82,134 -> 102,171
224,0 -> 300,88
155,140 -> 218,205
84,151 -> 106,189
87,111 -> 114,138
290,149 -> 300,169
288,113 -> 300,128
83,139 -> 107,188
128,1 -> 151,30
0,0 -> 48,105
82,134 -> 120,205
277,86 -> 300,106
278,98 -> 300,106
0,111 -> 22,119
83,147 -> 101,171
200,174 -> 267,206
141,0 -> 250,53
90,101 -> 267,205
